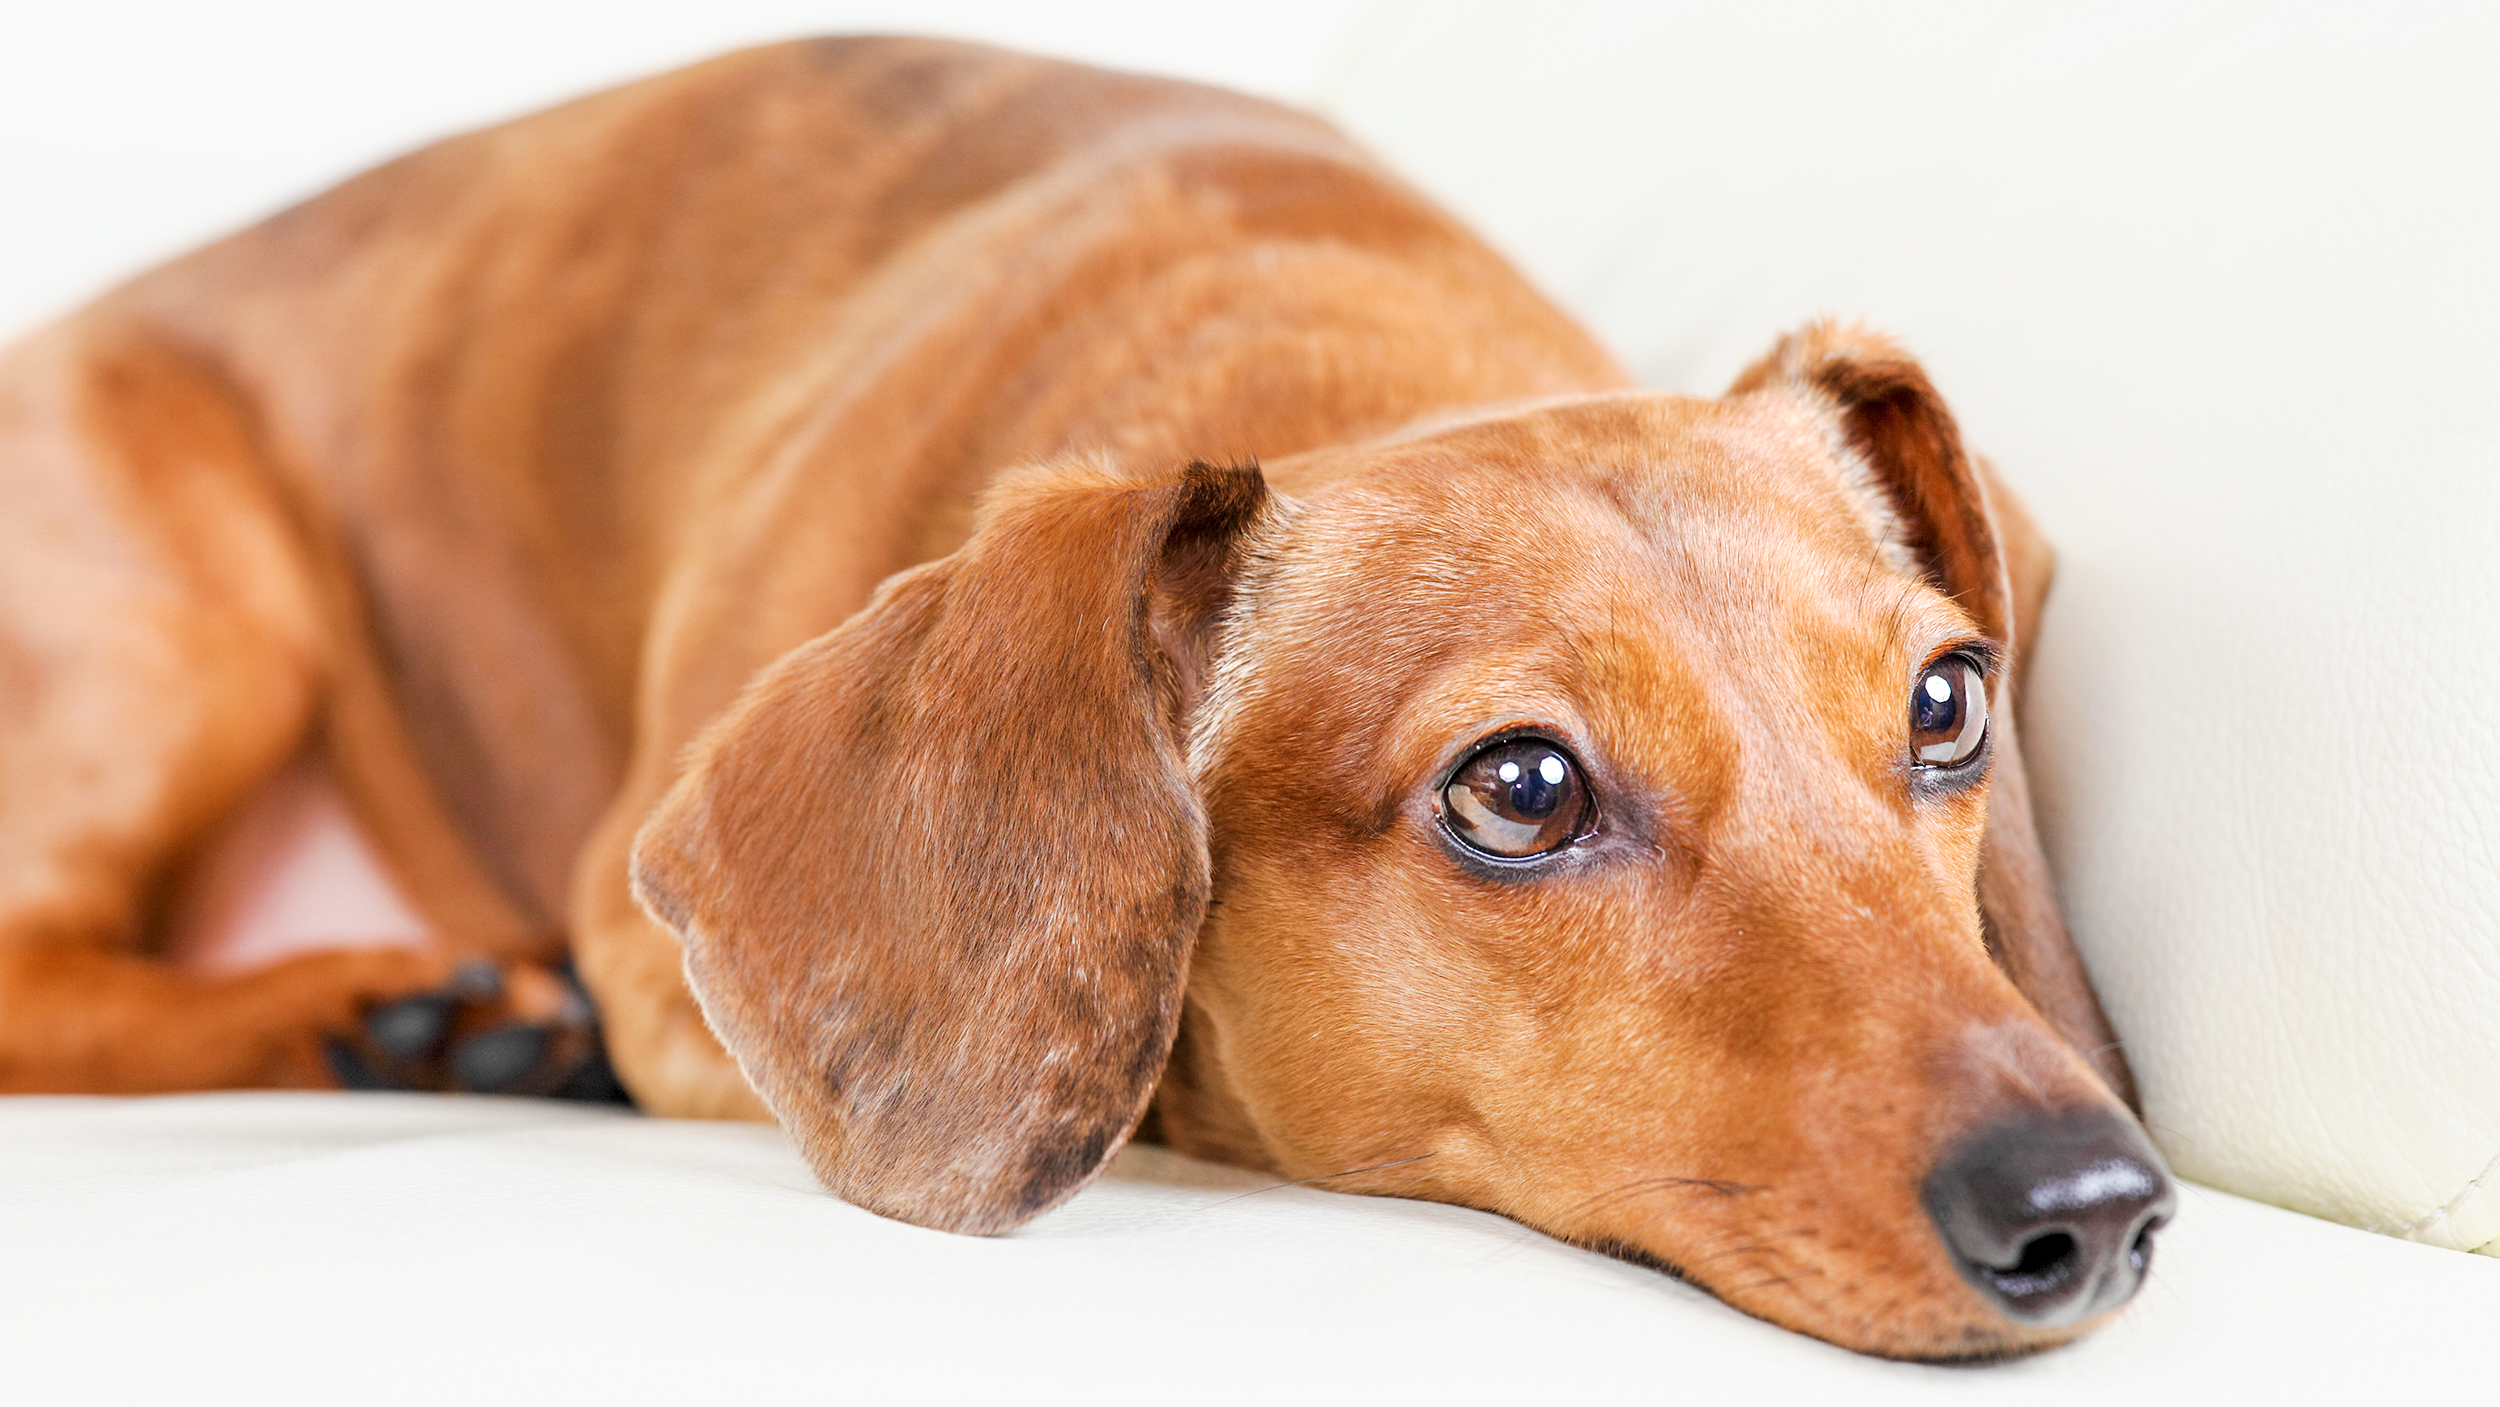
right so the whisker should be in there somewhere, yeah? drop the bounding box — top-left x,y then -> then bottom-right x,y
1197,1151 -> 1437,1210
1566,1173 -> 1766,1217
1690,1227 -> 1821,1264
1725,1258 -> 1835,1310
1567,1233 -> 1700,1286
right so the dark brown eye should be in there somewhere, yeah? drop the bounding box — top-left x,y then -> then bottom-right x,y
1441,738 -> 1593,859
1911,655 -> 1990,768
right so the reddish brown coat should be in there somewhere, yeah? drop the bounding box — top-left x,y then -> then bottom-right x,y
0,38 -> 2132,1358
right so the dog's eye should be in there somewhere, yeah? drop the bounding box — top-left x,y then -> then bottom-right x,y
1442,739 -> 1592,859
1911,655 -> 1990,768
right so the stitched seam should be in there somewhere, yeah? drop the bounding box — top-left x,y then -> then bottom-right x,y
2362,1147 -> 2500,1239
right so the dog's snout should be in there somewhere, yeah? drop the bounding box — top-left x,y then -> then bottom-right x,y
1922,1108 -> 2176,1329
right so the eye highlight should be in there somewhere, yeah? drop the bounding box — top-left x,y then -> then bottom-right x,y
1440,737 -> 1594,860
1911,654 -> 1990,770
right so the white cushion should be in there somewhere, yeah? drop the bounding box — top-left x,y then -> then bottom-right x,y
2,1094 -> 2492,1400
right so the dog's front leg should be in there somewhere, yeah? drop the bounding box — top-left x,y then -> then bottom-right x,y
568,788 -> 770,1120
0,324 -> 455,1091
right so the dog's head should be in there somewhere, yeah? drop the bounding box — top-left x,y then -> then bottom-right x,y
630,322 -> 2173,1360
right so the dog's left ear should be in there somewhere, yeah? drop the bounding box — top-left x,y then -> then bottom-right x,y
631,460 -> 1271,1231
1732,322 -> 2139,1109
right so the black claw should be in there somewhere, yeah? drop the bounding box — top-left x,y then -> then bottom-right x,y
325,1038 -> 397,1091
451,1023 -> 551,1094
366,993 -> 459,1062
547,1043 -> 632,1104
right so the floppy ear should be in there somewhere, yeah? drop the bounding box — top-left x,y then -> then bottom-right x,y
630,460 -> 1271,1231
1731,323 -> 2140,1110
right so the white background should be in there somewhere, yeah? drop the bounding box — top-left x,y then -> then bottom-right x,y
1,1 -> 1376,340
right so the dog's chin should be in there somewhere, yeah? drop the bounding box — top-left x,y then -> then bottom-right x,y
1837,1318 -> 2092,1366
1713,1286 -> 2100,1364
1862,1309 -> 2119,1365
1570,1232 -> 2107,1362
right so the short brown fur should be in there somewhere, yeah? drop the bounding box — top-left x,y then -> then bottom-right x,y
0,38 -> 2138,1358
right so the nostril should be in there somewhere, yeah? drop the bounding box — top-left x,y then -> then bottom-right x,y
1924,1108 -> 2178,1328
2129,1215 -> 2166,1275
1984,1230 -> 2079,1302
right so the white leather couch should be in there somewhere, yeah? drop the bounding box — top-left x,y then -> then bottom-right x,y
4,3 -> 2493,1399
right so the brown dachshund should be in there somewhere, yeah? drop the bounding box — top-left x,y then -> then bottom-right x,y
0,37 -> 2171,1358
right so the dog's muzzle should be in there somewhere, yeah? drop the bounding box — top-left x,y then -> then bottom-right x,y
1922,1108 -> 2177,1328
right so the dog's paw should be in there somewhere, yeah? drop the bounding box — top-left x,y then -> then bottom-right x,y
325,960 -> 630,1104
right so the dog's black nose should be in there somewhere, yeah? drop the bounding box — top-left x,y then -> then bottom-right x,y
1923,1108 -> 2176,1328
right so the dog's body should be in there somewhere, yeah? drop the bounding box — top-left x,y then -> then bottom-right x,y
0,38 -> 2167,1358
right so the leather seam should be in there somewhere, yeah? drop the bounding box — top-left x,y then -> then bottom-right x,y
2362,1147 -> 2500,1243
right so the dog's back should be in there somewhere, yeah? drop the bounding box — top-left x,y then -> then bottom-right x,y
89,37 -> 1625,936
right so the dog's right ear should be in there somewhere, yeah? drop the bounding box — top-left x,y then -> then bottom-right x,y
1731,322 -> 2139,1110
630,460 -> 1270,1233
